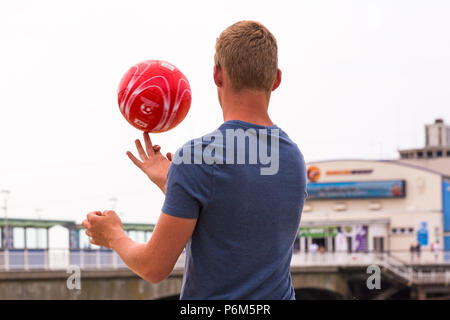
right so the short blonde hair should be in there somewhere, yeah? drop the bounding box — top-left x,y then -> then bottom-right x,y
214,21 -> 278,93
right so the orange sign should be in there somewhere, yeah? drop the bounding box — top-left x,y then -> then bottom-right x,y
326,169 -> 373,176
307,166 -> 321,182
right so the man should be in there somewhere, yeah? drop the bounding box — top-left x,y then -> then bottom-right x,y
83,21 -> 307,300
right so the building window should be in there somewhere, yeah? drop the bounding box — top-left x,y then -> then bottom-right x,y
427,151 -> 433,158
13,228 -> 25,249
447,150 -> 450,157
417,151 -> 423,158
80,231 -> 90,249
437,150 -> 443,157
391,227 -> 415,235
26,228 -> 47,249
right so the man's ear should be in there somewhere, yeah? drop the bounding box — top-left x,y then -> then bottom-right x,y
271,69 -> 282,91
213,64 -> 223,87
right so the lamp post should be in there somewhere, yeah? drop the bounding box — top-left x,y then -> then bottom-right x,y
1,190 -> 11,249
109,197 -> 125,217
109,197 -> 118,210
1,190 -> 11,271
35,208 -> 43,220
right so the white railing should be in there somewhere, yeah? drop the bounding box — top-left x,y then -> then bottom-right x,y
290,252 -> 385,267
0,249 -> 186,272
1,249 -> 449,285
291,251 -> 450,285
387,250 -> 450,265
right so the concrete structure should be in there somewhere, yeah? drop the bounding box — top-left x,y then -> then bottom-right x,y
2,255 -> 449,300
0,268 -> 184,300
398,118 -> 450,176
0,265 -> 394,300
299,159 -> 450,254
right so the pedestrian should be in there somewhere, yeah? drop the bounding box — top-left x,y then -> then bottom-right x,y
433,240 -> 440,262
416,243 -> 421,262
410,243 -> 415,262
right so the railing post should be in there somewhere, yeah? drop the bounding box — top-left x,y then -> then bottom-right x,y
24,249 -> 29,271
44,249 -> 49,270
112,251 -> 118,269
5,249 -> 9,271
96,249 -> 100,269
80,249 -> 84,269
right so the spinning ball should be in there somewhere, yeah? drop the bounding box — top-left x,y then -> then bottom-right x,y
118,60 -> 191,132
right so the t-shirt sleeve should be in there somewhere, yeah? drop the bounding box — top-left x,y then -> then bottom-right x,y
162,158 -> 213,219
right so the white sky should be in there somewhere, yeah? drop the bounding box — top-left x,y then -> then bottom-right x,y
1,0 -> 449,225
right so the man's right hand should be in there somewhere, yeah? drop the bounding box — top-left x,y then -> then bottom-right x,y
126,132 -> 173,194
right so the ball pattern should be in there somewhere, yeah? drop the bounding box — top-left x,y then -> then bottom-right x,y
118,60 -> 191,132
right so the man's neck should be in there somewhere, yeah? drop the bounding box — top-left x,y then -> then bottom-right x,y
221,89 -> 274,127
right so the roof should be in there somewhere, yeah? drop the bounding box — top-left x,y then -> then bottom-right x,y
74,222 -> 155,232
0,218 -> 76,228
0,218 -> 156,231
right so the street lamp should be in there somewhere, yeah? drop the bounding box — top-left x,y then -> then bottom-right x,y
108,197 -> 125,217
35,208 -> 43,220
1,190 -> 11,249
109,197 -> 118,210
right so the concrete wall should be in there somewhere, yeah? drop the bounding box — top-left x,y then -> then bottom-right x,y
398,158 -> 450,177
290,266 -> 351,299
0,267 -> 354,300
0,269 -> 183,300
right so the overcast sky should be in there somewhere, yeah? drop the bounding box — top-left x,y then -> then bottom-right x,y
1,0 -> 449,225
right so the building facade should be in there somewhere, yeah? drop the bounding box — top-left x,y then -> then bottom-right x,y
398,118 -> 450,176
297,160 -> 450,255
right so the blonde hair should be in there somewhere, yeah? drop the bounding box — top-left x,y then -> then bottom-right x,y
214,21 -> 278,93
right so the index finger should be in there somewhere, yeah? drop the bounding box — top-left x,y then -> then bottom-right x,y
87,211 -> 102,222
143,132 -> 154,156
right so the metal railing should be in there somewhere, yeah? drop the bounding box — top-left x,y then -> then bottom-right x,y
1,249 -> 449,285
290,251 -> 386,267
289,251 -> 450,285
0,249 -> 185,271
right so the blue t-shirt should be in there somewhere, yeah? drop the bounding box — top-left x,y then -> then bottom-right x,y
162,120 -> 307,300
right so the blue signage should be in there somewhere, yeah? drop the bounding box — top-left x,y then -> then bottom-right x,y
417,221 -> 429,246
443,180 -> 450,251
306,180 -> 406,200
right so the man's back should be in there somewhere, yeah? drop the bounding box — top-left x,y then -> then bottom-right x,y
162,120 -> 307,299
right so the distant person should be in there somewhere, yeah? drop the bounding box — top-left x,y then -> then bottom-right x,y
410,243 -> 416,262
432,241 -> 440,262
310,243 -> 319,255
82,21 -> 307,300
416,243 -> 422,262
318,245 -> 325,254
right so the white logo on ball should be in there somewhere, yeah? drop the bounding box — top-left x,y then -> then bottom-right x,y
140,104 -> 153,115
140,97 -> 159,115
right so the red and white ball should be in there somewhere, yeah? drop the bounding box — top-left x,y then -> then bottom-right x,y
117,60 -> 192,132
